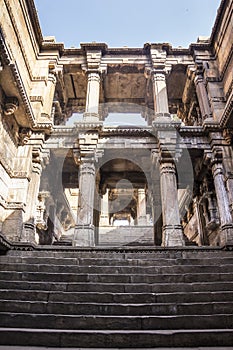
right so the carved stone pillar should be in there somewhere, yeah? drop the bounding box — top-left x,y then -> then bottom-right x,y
194,64 -> 212,120
226,172 -> 233,215
193,197 -> 205,245
22,148 -> 43,243
99,189 -> 109,226
137,188 -> 147,225
73,158 -> 96,246
151,70 -> 169,114
84,71 -> 101,122
212,161 -> 233,246
160,161 -> 185,246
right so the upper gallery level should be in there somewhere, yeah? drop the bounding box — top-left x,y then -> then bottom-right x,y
0,0 -> 232,132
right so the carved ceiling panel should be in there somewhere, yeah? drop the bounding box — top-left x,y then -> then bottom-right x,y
104,73 -> 147,100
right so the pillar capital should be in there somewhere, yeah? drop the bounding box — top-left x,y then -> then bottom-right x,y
79,157 -> 96,177
151,66 -> 171,77
212,162 -> 224,179
159,161 -> 176,174
86,70 -> 101,81
145,66 -> 171,80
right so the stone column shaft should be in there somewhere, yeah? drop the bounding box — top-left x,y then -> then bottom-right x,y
137,188 -> 147,225
226,173 -> 233,214
212,162 -> 233,245
84,71 -> 100,121
152,71 -> 169,113
74,159 -> 96,246
160,162 -> 184,246
22,160 -> 42,243
194,73 -> 211,120
99,189 -> 109,226
193,198 -> 205,245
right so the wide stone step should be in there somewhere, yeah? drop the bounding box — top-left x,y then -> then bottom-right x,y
1,289 -> 233,304
1,300 -> 233,316
1,263 -> 233,275
0,312 -> 232,330
1,280 -> 233,293
2,255 -> 233,266
0,328 -> 232,348
1,271 -> 233,283
6,248 -> 228,260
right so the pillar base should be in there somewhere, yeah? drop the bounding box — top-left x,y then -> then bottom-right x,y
138,216 -> 148,226
73,224 -> 95,247
162,224 -> 185,247
83,112 -> 99,122
219,224 -> 233,247
99,215 -> 109,226
21,222 -> 36,243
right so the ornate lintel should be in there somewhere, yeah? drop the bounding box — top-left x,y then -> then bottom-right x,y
159,149 -> 177,165
79,156 -> 96,176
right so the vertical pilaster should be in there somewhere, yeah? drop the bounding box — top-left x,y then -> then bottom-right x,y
211,160 -> 233,246
73,158 -> 96,246
45,64 -> 57,116
160,160 -> 185,247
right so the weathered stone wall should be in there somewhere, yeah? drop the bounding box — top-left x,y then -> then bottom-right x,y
212,0 -> 233,100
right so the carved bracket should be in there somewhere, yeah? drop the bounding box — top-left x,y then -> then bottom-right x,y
3,96 -> 19,116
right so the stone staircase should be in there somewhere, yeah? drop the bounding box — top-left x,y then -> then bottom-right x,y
0,246 -> 233,348
98,226 -> 154,246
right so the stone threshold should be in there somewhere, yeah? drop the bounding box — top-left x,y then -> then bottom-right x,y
1,347 -> 233,350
